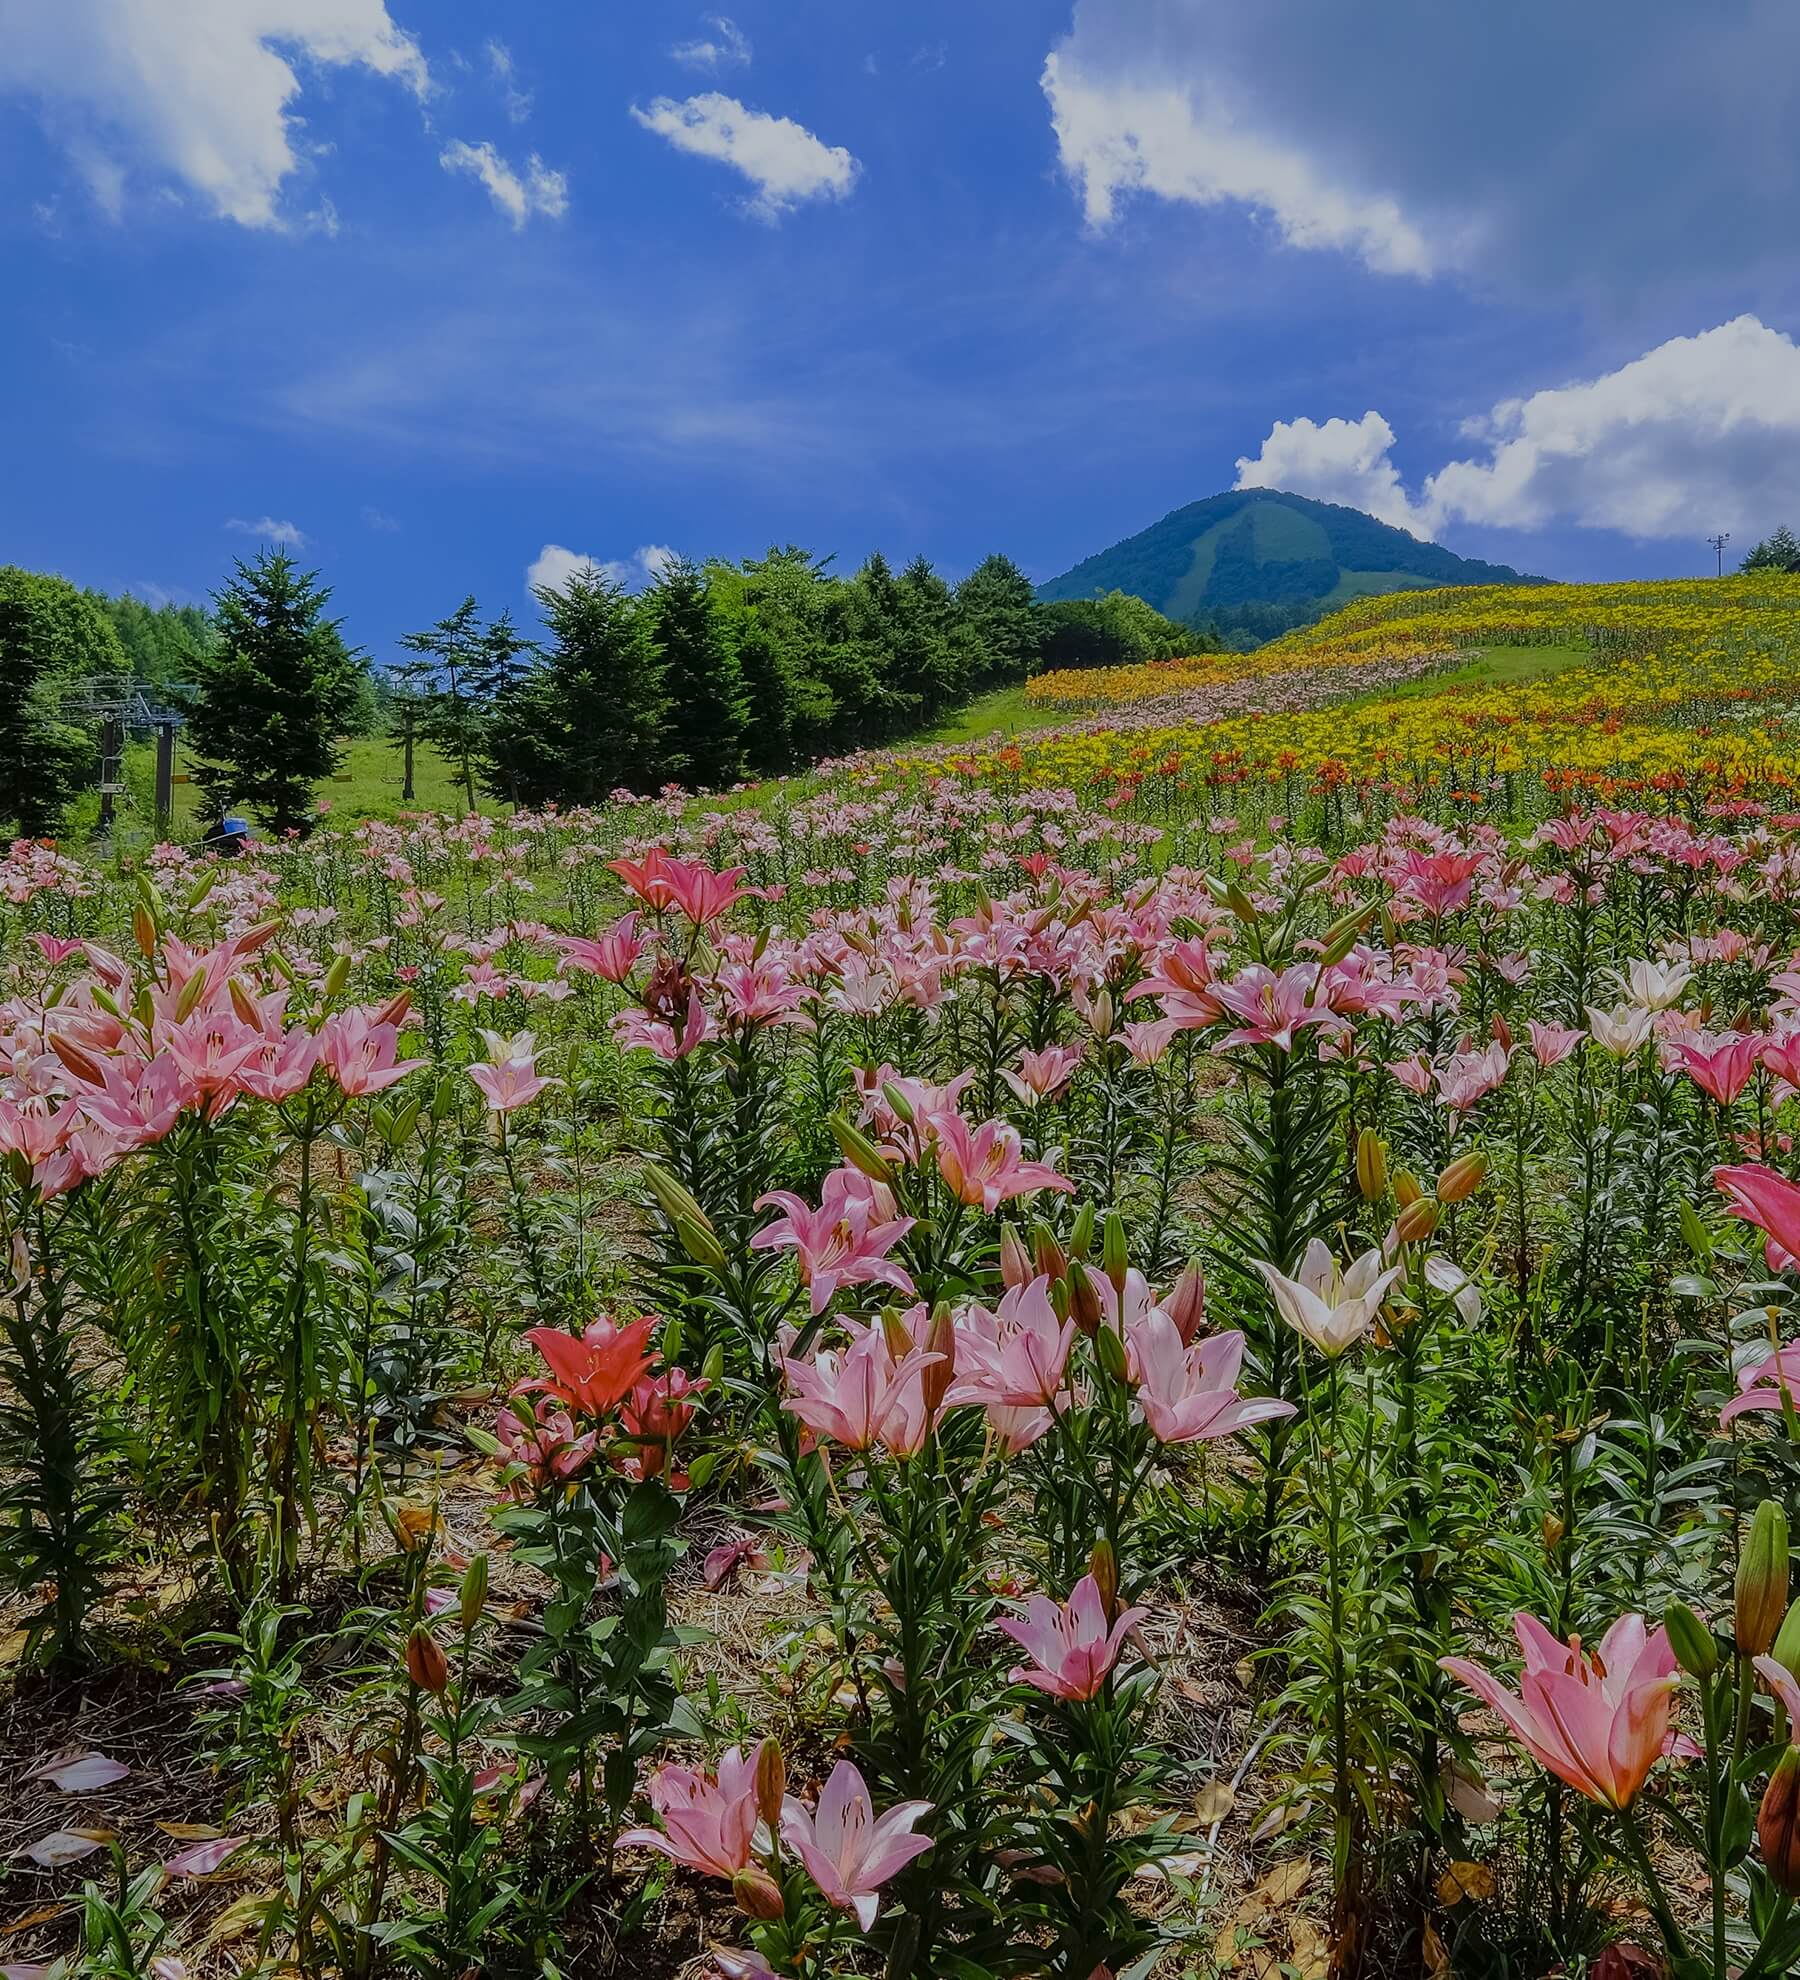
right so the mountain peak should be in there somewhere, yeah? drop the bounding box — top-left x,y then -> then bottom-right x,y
1037,489 -> 1544,644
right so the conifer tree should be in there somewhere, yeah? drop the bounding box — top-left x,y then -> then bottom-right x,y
649,557 -> 748,789
187,551 -> 364,836
395,595 -> 485,812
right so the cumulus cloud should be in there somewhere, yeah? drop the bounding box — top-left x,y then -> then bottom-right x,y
1235,412 -> 1431,534
1235,316 -> 1800,543
227,515 -> 308,546
631,92 -> 857,220
439,140 -> 567,226
528,543 -> 676,598
1042,0 -> 1800,289
670,16 -> 751,71
0,0 -> 428,227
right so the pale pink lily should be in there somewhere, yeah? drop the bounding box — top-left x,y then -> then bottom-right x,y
933,1114 -> 1074,1213
1526,1020 -> 1586,1069
998,1573 -> 1146,1702
556,913 -> 644,984
751,1167 -> 915,1315
1001,1045 -> 1084,1106
1586,1003 -> 1654,1056
1127,1310 -> 1296,1446
467,1028 -> 558,1114
1256,1239 -> 1403,1358
1213,964 -> 1337,1053
317,1009 -> 427,1096
779,1759 -> 934,1931
946,1275 -> 1074,1411
782,1316 -> 941,1457
1440,1612 -> 1683,1810
619,1748 -> 759,1878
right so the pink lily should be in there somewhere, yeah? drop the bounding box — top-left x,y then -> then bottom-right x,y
1213,963 -> 1338,1053
1127,1310 -> 1296,1446
1440,1612 -> 1682,1809
779,1759 -> 934,1931
1715,1163 -> 1800,1266
781,1316 -> 940,1457
557,914 -> 644,984
317,1009 -> 427,1096
998,1573 -> 1146,1703
933,1114 -> 1074,1213
619,1748 -> 759,1878
946,1275 -> 1075,1410
751,1167 -> 915,1315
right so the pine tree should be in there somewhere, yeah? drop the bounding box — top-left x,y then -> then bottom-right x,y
1743,526 -> 1800,573
650,557 -> 748,790
395,596 -> 486,812
0,592 -> 96,836
892,554 -> 965,726
467,609 -> 537,807
954,553 -> 1045,687
187,551 -> 364,836
520,569 -> 672,804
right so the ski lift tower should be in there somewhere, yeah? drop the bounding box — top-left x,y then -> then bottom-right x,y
59,675 -> 191,838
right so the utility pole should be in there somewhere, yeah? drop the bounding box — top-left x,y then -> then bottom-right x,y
1708,531 -> 1731,577
402,702 -> 416,802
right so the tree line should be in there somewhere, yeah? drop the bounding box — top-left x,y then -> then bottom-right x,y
0,548 -> 1205,838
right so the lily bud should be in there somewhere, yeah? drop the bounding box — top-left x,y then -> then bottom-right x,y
373,988 -> 414,1030
675,1215 -> 729,1274
1396,1197 -> 1441,1244
1031,1222 -> 1068,1285
1088,1537 -> 1119,1622
830,1114 -> 895,1186
133,903 -> 157,959
1087,987 -> 1115,1040
999,1224 -> 1033,1291
228,977 -> 264,1031
1738,1499 -> 1791,1656
1663,1598 -> 1719,1679
459,1554 -> 489,1634
1761,1746 -> 1800,1896
881,1306 -> 916,1361
921,1301 -> 956,1416
1540,1512 -> 1566,1552
47,1031 -> 105,1088
1069,1203 -> 1095,1262
1394,1170 -> 1424,1209
1773,1596 -> 1800,1682
321,953 -> 352,1000
1165,1262 -> 1206,1345
753,1736 -> 786,1830
881,1080 -> 916,1126
1093,1318 -> 1129,1384
173,963 -> 210,1023
1355,1128 -> 1388,1203
732,1867 -> 786,1921
405,1628 -> 449,1694
1436,1153 -> 1489,1206
640,1161 -> 711,1233
232,915 -> 279,953
1492,1013 -> 1514,1054
1069,1263 -> 1105,1337
1101,1212 -> 1129,1301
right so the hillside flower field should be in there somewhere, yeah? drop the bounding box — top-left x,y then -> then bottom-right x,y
13,580 -> 1800,1978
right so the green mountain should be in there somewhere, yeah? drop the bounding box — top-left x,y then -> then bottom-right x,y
1038,489 -> 1544,644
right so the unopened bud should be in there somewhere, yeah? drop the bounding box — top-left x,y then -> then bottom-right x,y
1069,1203 -> 1095,1262
227,977 -> 264,1031
47,1031 -> 105,1087
999,1224 -> 1033,1291
133,904 -> 157,958
921,1301 -> 956,1415
1663,1598 -> 1719,1679
1165,1262 -> 1206,1344
880,1080 -> 915,1126
1088,1538 -> 1118,1621
753,1736 -> 786,1829
1540,1512 -> 1566,1552
1087,988 -> 1115,1040
641,1161 -> 711,1232
1394,1170 -> 1424,1209
732,1867 -> 786,1921
321,953 -> 352,1000
1761,1746 -> 1800,1896
459,1554 -> 489,1634
1395,1197 -> 1441,1244
1774,1597 -> 1800,1683
1355,1128 -> 1388,1203
1070,1263 -> 1105,1337
1031,1222 -> 1068,1285
1094,1318 -> 1129,1384
173,963 -> 210,1022
881,1306 -> 916,1361
1101,1213 -> 1129,1300
675,1215 -> 728,1273
1738,1500 -> 1791,1656
373,988 -> 413,1029
830,1114 -> 894,1185
1436,1153 -> 1489,1206
405,1628 -> 449,1694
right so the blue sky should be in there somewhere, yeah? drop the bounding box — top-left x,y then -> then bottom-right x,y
4,0 -> 1800,664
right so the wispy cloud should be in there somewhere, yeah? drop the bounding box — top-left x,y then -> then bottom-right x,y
439,140 -> 568,227
484,39 -> 532,123
670,15 -> 751,71
360,505 -> 402,532
631,93 -> 858,221
226,514 -> 307,546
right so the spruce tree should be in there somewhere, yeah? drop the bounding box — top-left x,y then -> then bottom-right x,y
467,609 -> 537,807
954,553 -> 1045,687
650,557 -> 748,789
187,551 -> 364,836
0,590 -> 97,836
523,569 -> 672,803
395,596 -> 486,812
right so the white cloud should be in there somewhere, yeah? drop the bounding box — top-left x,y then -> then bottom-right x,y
360,505 -> 401,531
631,92 -> 858,220
527,543 -> 676,598
670,16 -> 751,71
1236,316 -> 1800,543
0,0 -> 428,227
439,140 -> 567,226
1041,0 -> 1800,290
484,39 -> 531,123
1042,51 -> 1434,276
1235,411 -> 1431,534
227,515 -> 308,546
